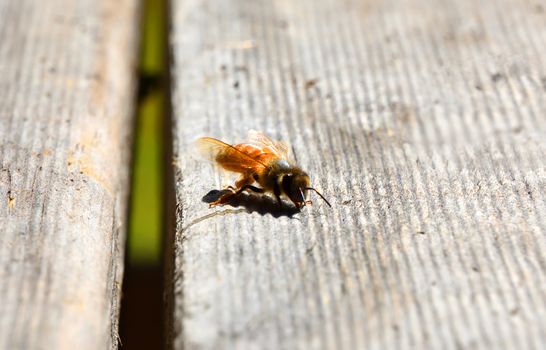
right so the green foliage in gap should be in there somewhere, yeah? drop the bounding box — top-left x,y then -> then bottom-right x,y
129,0 -> 166,265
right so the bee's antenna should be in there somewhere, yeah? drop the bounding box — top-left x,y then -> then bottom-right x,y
305,187 -> 332,207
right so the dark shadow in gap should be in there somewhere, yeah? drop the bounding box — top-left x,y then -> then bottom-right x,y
119,265 -> 163,349
202,189 -> 301,218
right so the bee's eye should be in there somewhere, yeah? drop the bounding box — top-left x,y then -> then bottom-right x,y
281,174 -> 294,195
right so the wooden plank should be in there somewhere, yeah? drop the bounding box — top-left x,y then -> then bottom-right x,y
0,0 -> 139,348
167,0 -> 546,348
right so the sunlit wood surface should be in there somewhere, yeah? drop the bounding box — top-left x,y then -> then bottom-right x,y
0,0 -> 139,348
167,0 -> 546,349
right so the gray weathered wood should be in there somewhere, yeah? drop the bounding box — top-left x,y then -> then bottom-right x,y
0,0 -> 139,348
168,0 -> 546,349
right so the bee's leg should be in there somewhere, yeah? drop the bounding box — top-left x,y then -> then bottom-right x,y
221,174 -> 253,193
211,175 -> 253,207
236,185 -> 264,195
209,189 -> 236,207
209,184 -> 263,207
235,174 -> 254,188
275,194 -> 282,210
273,182 -> 283,210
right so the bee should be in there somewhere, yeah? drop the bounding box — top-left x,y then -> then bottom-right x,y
197,130 -> 331,209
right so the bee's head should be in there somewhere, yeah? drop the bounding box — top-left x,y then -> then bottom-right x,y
281,171 -> 311,209
281,169 -> 332,209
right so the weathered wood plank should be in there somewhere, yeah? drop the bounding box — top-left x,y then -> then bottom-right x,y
0,0 -> 139,348
168,0 -> 546,349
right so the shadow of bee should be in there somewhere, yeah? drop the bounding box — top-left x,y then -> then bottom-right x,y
202,189 -> 300,218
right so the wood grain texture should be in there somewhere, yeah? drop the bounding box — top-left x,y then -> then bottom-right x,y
0,0 -> 139,348
168,0 -> 546,348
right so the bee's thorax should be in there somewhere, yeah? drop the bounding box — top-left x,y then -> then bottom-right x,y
276,159 -> 290,169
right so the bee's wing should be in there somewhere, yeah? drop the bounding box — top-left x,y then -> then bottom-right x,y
196,137 -> 267,173
247,130 -> 291,160
196,137 -> 231,161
